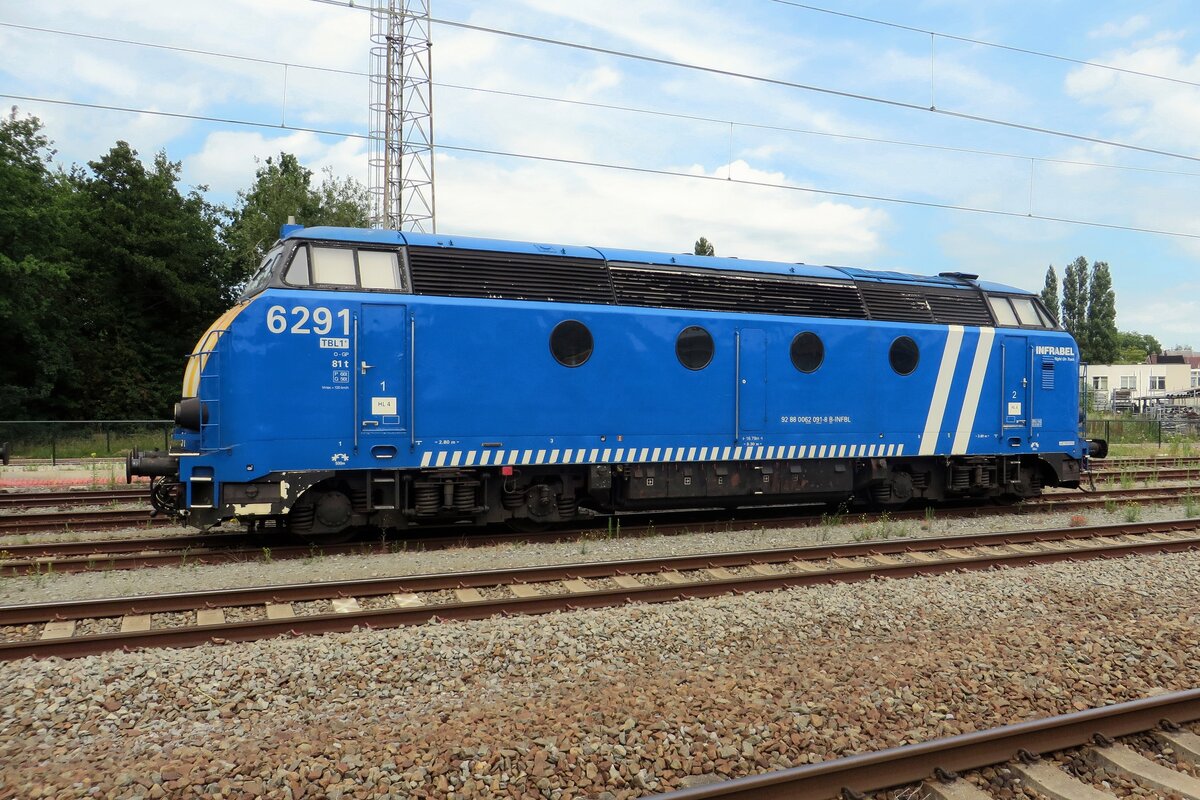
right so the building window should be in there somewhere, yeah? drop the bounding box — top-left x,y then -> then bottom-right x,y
1092,376 -> 1108,391
1119,375 -> 1137,390
549,320 -> 593,367
675,326 -> 714,370
789,332 -> 824,373
1149,375 -> 1166,391
889,336 -> 920,375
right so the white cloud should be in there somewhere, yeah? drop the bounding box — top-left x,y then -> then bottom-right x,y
434,154 -> 889,263
1089,15 -> 1150,39
184,130 -> 367,198
1064,37 -> 1200,149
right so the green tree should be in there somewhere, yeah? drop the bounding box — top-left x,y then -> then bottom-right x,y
224,153 -> 369,287
0,110 -> 76,418
693,236 -> 715,256
1115,331 -> 1161,364
1085,260 -> 1118,364
1039,264 -> 1060,323
1061,255 -> 1089,352
67,142 -> 230,417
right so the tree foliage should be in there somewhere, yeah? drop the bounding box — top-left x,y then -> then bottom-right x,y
1115,331 -> 1162,364
1085,261 -> 1118,364
223,153 -> 369,288
1039,264 -> 1059,323
0,114 -> 371,419
693,236 -> 715,256
0,110 -> 75,418
1046,255 -> 1121,364
1061,256 -> 1089,351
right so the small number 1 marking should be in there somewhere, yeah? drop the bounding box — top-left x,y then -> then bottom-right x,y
380,381 -> 386,391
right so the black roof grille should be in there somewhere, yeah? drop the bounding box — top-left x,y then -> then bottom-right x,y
609,265 -> 868,319
856,282 -> 994,326
857,283 -> 935,323
407,247 -> 615,304
925,289 -> 994,325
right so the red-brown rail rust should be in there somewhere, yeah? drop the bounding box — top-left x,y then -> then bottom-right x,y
654,689 -> 1200,799
4,520 -> 1200,660
2,516 -> 1197,624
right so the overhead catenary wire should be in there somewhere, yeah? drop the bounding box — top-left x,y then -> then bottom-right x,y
7,19 -> 1200,179
305,0 -> 1200,166
5,91 -> 1199,242
769,0 -> 1200,90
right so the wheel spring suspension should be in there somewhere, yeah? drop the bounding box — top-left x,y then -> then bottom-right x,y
558,494 -> 578,517
454,483 -> 477,512
414,483 -> 440,515
501,487 -> 524,509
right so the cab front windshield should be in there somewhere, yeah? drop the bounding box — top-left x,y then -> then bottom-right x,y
240,245 -> 284,300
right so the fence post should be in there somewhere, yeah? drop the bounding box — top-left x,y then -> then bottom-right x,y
105,424 -> 111,454
1158,420 -> 1163,447
1105,420 -> 1110,444
163,424 -> 169,451
51,428 -> 57,466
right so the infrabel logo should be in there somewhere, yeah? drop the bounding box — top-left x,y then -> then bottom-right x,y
1034,345 -> 1075,357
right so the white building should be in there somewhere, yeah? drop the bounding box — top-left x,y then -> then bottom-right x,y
1080,362 -> 1193,411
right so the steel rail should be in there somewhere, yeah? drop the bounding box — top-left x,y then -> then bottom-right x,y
0,488 -> 147,508
654,689 -> 1200,799
1,488 -> 1196,575
4,519 -> 1200,659
0,508 -> 165,534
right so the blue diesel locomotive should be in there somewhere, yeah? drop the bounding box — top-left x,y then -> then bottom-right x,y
129,226 -> 1105,537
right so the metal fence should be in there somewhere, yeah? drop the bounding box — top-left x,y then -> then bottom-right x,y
0,420 -> 173,465
1085,417 -> 1200,445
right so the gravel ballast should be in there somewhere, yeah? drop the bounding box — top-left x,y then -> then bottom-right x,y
5,551 -> 1200,798
2,500 -> 1199,606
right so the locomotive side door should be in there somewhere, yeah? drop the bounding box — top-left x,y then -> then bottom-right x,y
357,303 -> 410,445
737,328 -> 767,434
1001,335 -> 1030,436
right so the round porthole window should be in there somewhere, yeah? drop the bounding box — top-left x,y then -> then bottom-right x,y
889,336 -> 919,375
790,331 -> 824,373
549,320 -> 593,367
675,326 -> 714,370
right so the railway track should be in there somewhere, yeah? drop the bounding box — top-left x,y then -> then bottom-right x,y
3,516 -> 1200,660
0,508 -> 166,535
654,689 -> 1200,799
1,484 -> 1197,575
0,488 -> 147,508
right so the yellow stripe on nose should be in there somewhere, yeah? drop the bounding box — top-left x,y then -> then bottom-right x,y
181,300 -> 255,398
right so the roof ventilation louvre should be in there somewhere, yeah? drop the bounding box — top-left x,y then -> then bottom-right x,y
609,264 -> 868,319
407,247 -> 615,305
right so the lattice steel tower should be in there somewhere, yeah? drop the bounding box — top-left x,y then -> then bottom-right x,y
369,0 -> 435,232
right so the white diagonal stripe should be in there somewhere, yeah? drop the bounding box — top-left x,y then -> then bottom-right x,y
920,325 -> 965,456
953,327 -> 996,454
420,451 -> 432,467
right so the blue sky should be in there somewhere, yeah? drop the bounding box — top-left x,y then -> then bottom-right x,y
2,1 -> 1198,347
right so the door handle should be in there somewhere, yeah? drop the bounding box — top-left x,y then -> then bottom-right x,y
361,361 -> 374,374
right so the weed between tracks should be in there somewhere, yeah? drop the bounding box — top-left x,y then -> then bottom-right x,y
1123,502 -> 1142,523
851,512 -> 914,542
1184,495 -> 1200,518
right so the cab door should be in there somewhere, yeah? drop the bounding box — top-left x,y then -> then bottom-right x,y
357,304 -> 409,445
1001,336 -> 1030,437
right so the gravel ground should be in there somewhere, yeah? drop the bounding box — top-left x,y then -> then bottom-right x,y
5,551 -> 1200,798
1,500 -> 1198,606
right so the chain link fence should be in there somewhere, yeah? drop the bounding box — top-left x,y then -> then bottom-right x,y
0,420 -> 173,465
